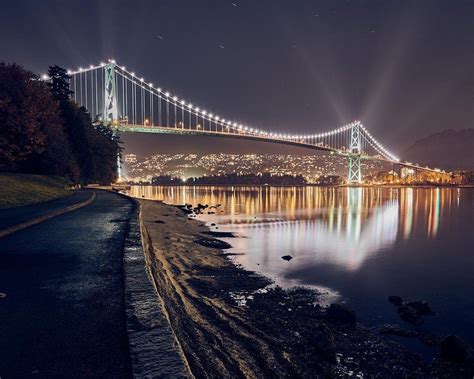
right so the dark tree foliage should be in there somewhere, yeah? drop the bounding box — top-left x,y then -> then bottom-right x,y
0,62 -> 76,177
152,173 -> 308,186
0,62 -> 121,184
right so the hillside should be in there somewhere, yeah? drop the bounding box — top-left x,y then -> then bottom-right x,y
403,129 -> 474,171
0,174 -> 72,209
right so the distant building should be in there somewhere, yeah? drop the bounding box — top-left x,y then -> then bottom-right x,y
400,167 -> 415,179
124,153 -> 137,164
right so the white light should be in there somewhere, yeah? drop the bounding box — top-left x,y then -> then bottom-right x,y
157,88 -> 162,92
195,107 -> 200,112
140,77 -> 144,82
188,103 -> 193,108
131,72 -> 135,77
79,67 -> 83,72
122,66 -> 126,70
66,70 -> 72,75
42,74 -> 48,80
89,65 -> 94,69
202,110 -> 207,115
181,100 -> 186,105
100,62 -> 105,67
209,113 -> 214,118
173,96 -> 178,102
149,82 -> 153,87
165,92 -> 170,97
110,59 -> 116,64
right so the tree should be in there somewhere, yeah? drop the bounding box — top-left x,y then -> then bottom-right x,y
48,65 -> 122,184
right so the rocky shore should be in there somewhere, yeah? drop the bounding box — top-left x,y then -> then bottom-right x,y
138,199 -> 474,378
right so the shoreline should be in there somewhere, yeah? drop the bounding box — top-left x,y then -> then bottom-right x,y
137,198 -> 473,377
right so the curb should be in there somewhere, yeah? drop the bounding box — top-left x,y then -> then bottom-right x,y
0,191 -> 96,239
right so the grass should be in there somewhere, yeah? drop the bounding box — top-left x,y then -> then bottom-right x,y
0,173 -> 72,209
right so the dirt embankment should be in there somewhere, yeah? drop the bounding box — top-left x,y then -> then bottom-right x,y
139,199 -> 473,378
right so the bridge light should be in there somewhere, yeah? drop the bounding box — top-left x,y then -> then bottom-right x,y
181,100 -> 186,105
149,82 -> 153,87
140,77 -> 144,82
79,67 -> 83,72
157,87 -> 162,92
89,64 -> 94,69
173,96 -> 178,102
195,107 -> 200,112
209,113 -> 214,118
110,59 -> 116,64
202,110 -> 207,115
165,92 -> 170,97
100,62 -> 105,67
188,103 -> 193,108
122,66 -> 126,70
41,74 -> 48,80
239,124 -> 243,129
131,72 -> 135,77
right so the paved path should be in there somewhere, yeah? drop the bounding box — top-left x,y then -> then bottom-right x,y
0,190 -> 133,377
0,190 -> 92,230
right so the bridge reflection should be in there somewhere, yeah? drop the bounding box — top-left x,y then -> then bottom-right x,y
128,186 -> 459,273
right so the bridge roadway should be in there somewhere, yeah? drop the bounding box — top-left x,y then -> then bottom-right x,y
117,124 -> 443,174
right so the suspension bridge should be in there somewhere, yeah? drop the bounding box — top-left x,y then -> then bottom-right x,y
51,59 -> 443,183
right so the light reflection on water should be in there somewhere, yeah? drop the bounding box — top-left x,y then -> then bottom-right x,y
128,186 -> 474,345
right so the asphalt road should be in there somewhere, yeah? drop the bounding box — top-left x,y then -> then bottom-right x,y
0,190 -> 134,377
0,190 -> 92,230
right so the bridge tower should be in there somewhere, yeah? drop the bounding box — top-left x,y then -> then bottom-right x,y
348,122 -> 362,184
103,62 -> 122,181
103,62 -> 118,124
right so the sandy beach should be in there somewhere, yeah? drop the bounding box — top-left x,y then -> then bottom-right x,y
138,199 -> 473,378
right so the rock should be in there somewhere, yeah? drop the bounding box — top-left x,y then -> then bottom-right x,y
405,301 -> 434,315
326,304 -> 356,326
308,323 -> 336,362
398,304 -> 424,325
281,255 -> 293,261
379,324 -> 417,338
388,295 -> 403,306
202,231 -> 236,238
440,335 -> 473,363
194,237 -> 232,249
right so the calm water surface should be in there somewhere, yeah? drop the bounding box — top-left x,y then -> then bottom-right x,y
128,186 -> 474,349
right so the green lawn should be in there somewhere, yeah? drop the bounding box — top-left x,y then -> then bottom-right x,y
0,173 -> 72,209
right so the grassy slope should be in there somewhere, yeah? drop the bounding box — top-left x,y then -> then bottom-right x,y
0,173 -> 72,209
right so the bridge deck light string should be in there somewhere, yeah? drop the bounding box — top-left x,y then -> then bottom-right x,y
66,60 -> 401,163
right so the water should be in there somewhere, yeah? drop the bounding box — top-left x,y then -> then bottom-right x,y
127,185 -> 474,349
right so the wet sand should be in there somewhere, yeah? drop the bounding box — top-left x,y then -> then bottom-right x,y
139,199 -> 472,378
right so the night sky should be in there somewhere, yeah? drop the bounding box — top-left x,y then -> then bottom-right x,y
1,0 -> 473,155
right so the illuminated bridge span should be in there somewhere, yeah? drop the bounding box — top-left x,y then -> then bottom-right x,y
57,59 -> 440,183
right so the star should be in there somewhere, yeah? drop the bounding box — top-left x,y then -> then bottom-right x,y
157,35 -> 164,40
